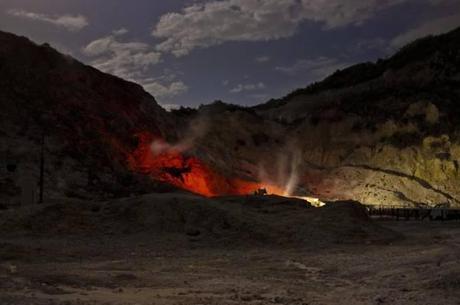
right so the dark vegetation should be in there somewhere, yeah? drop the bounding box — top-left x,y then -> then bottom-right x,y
253,27 -> 460,113
251,132 -> 271,146
170,106 -> 198,117
198,100 -> 258,115
380,132 -> 423,149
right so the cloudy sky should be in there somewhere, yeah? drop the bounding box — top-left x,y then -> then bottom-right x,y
1,0 -> 459,109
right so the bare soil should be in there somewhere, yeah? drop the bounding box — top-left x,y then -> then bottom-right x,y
0,194 -> 459,305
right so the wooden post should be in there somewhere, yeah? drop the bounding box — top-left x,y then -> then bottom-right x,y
38,133 -> 45,204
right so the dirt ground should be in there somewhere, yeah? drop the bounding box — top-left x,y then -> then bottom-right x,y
0,197 -> 460,305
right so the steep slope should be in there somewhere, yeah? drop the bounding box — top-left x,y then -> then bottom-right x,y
196,27 -> 460,207
254,27 -> 460,119
0,31 -> 177,203
161,28 -> 460,207
1,28 -> 460,208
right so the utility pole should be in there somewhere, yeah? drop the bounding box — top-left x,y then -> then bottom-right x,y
39,132 -> 45,204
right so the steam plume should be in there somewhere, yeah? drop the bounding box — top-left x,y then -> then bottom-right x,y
150,115 -> 209,155
258,146 -> 303,196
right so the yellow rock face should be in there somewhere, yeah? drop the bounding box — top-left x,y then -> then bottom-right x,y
197,103 -> 460,207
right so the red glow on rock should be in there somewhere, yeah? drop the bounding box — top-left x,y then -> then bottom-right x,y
128,132 -> 282,197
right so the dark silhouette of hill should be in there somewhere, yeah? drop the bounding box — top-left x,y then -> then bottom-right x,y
255,27 -> 460,114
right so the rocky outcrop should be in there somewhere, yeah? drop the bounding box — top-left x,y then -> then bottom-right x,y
1,28 -> 460,208
184,28 -> 460,207
0,31 -> 176,204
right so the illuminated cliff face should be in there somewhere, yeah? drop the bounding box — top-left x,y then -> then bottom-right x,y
146,101 -> 460,208
127,132 -> 284,197
2,29 -> 460,207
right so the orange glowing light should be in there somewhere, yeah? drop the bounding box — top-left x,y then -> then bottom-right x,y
128,132 -> 283,197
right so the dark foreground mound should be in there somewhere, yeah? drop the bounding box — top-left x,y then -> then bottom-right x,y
0,194 -> 398,246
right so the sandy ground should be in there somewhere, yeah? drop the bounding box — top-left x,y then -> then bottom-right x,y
0,195 -> 459,305
0,219 -> 459,305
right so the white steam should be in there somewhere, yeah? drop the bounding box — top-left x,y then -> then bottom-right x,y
258,147 -> 303,196
282,150 -> 302,196
150,116 -> 209,155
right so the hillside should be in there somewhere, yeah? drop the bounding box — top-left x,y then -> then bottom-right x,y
186,28 -> 460,207
0,31 -> 177,203
1,28 -> 460,207
254,27 -> 460,117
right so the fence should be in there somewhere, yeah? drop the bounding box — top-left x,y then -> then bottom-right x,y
366,205 -> 460,221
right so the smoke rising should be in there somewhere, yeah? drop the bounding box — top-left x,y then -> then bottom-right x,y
258,145 -> 303,196
150,115 -> 209,155
283,149 -> 302,196
148,112 -> 306,197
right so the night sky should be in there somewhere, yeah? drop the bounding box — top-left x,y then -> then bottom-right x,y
1,0 -> 459,109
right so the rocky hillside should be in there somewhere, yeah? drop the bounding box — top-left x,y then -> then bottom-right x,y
1,28 -> 460,208
0,31 -> 177,204
190,27 -> 460,207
